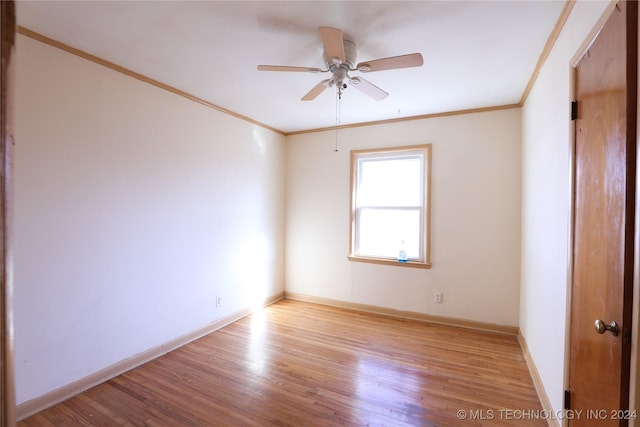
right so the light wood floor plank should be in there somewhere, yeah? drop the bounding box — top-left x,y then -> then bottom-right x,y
18,300 -> 546,426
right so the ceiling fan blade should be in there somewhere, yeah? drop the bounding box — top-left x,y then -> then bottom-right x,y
349,77 -> 388,101
356,53 -> 424,73
258,65 -> 323,73
319,26 -> 345,64
302,79 -> 330,101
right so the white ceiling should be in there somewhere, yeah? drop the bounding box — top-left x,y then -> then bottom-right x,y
16,1 -> 566,134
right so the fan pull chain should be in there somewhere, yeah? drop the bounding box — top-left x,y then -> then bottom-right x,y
334,86 -> 341,152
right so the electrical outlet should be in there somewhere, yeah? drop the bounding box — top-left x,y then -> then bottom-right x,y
216,296 -> 221,308
434,291 -> 443,304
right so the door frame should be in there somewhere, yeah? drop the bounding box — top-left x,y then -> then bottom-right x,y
565,2 -> 639,426
631,2 -> 640,424
0,1 -> 16,426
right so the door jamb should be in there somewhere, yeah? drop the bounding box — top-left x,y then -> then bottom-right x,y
0,1 -> 16,426
630,4 -> 640,425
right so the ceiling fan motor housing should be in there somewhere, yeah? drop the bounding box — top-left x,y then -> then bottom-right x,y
323,39 -> 357,69
324,39 -> 357,88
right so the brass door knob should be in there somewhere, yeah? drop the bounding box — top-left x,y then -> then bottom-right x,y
594,319 -> 619,336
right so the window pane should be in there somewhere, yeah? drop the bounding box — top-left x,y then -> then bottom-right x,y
357,208 -> 421,259
357,157 -> 422,207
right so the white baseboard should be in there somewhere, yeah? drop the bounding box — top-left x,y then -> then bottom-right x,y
16,291 -> 284,421
284,291 -> 519,335
517,331 -> 559,427
19,292 -> 545,422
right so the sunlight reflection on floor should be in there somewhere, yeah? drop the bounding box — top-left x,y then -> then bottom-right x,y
248,309 -> 267,374
355,357 -> 426,424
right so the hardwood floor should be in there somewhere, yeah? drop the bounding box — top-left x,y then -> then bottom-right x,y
19,300 -> 546,426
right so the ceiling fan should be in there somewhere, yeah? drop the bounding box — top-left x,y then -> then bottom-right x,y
257,26 -> 423,101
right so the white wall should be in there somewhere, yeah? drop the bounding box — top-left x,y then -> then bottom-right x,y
286,109 -> 522,326
519,0 -> 611,416
13,34 -> 286,404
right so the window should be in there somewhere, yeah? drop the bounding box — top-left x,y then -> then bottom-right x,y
349,145 -> 431,268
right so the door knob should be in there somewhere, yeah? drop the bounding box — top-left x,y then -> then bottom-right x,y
594,319 -> 619,336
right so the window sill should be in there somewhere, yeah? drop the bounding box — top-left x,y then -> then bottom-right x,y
348,255 -> 431,269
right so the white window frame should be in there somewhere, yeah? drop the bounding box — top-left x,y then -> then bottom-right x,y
349,144 -> 432,269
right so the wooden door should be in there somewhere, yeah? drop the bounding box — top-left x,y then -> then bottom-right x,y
569,2 -> 637,426
0,1 -> 15,426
